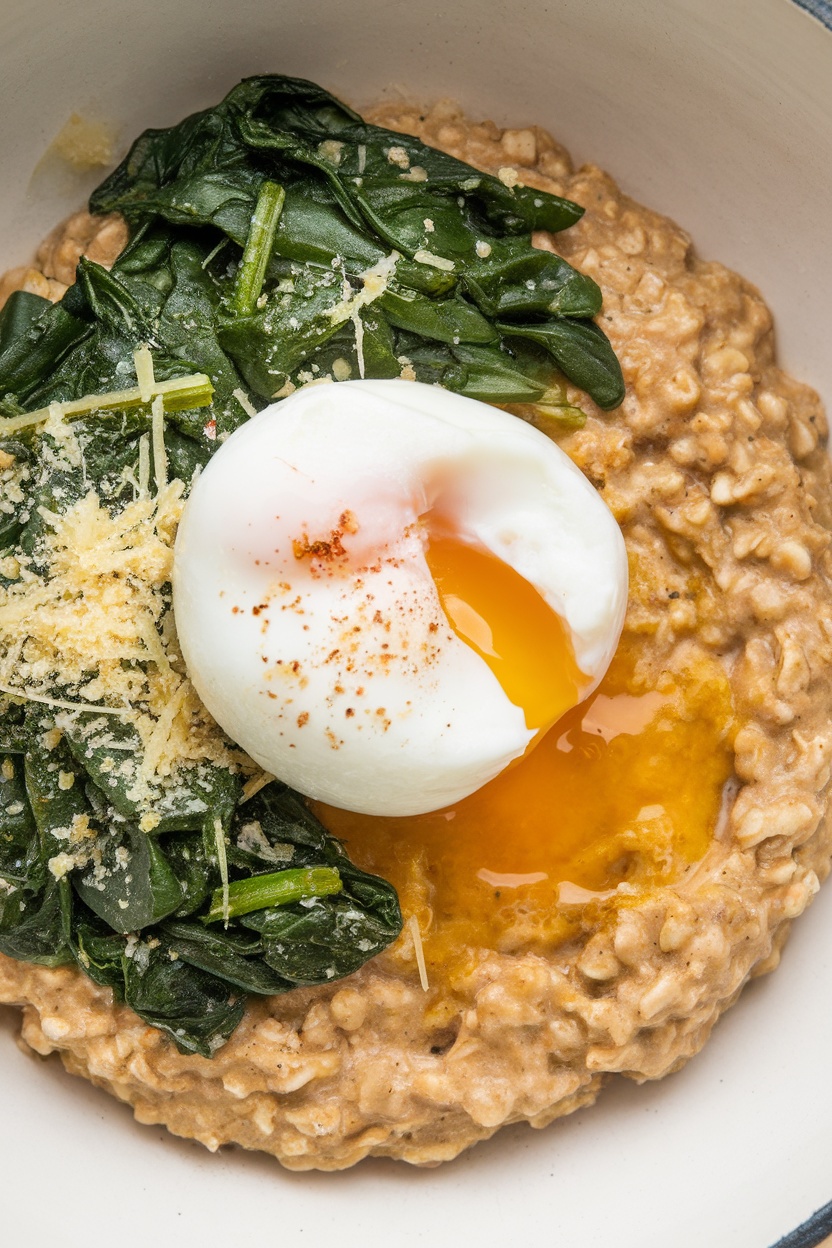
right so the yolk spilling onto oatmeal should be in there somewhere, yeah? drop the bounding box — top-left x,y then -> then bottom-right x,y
424,532 -> 586,731
313,643 -> 735,980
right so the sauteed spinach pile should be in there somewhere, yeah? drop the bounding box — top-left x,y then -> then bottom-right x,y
0,75 -> 623,1056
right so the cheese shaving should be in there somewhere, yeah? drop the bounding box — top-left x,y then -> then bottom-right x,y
134,344 -> 155,403
138,434 -> 150,496
413,249 -> 455,272
0,682 -> 131,716
213,815 -> 230,927
409,915 -> 429,992
232,388 -> 258,419
240,769 -> 276,805
352,309 -> 366,380
151,395 -> 167,492
327,252 -> 399,328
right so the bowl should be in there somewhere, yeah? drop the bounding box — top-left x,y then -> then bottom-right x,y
1,1 -> 831,1245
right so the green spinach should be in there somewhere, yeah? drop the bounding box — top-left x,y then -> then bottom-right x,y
88,73 -> 624,414
0,713 -> 401,1056
0,73 -> 625,1055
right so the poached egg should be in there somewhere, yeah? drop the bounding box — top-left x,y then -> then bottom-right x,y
172,380 -> 627,816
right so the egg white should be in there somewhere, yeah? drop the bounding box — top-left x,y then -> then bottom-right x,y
172,380 -> 627,816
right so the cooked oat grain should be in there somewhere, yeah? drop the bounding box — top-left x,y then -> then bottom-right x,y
0,99 -> 829,1168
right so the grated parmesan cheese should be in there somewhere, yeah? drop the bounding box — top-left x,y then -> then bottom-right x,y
413,249 -> 455,272
331,357 -> 352,382
317,139 -> 344,166
327,251 -> 400,328
497,166 -> 519,188
386,145 -> 410,169
236,820 -> 293,864
0,479 -> 247,807
48,851 -> 77,880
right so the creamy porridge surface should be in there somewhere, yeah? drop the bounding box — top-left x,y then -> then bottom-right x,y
0,99 -> 830,1169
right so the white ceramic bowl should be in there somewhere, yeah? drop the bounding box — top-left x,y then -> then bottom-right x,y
1,2 -> 831,1245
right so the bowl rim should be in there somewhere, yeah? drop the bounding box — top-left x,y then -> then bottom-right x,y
789,0 -> 832,31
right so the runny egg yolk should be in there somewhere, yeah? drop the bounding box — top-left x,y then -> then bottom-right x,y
313,643 -> 735,990
424,526 -> 587,733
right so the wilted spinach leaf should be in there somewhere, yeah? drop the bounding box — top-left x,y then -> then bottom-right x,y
0,709 -> 401,1055
87,73 -> 624,415
0,72 -> 625,1056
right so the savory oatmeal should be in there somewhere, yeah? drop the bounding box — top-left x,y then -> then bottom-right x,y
0,88 -> 829,1169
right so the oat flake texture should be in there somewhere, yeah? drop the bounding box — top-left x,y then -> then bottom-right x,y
0,99 -> 830,1169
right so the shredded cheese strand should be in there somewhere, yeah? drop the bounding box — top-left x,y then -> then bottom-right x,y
240,769 -> 276,804
232,388 -> 258,419
352,309 -> 366,379
409,915 -> 429,992
0,682 -> 133,717
137,434 -> 150,496
133,344 -> 155,403
213,815 -> 230,928
151,395 -> 167,493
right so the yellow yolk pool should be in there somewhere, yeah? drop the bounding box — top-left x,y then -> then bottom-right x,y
313,644 -> 735,984
424,530 -> 587,732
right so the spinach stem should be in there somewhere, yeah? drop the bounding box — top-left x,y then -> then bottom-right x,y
231,180 -> 286,317
205,865 -> 342,923
0,372 -> 214,437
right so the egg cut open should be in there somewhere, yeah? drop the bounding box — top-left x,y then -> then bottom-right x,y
172,380 -> 628,816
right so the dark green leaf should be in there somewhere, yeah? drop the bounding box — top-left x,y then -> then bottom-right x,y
164,832 -> 216,916
161,919 -> 290,995
463,237 -> 602,319
0,701 -> 27,753
379,286 -> 497,346
0,753 -> 40,885
61,713 -> 241,835
498,318 -> 626,410
247,892 -> 400,986
73,823 -> 184,934
24,724 -> 94,861
122,942 -> 244,1057
0,877 -> 73,967
0,292 -> 91,404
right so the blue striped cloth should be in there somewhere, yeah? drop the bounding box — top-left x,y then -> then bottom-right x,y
789,0 -> 832,29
